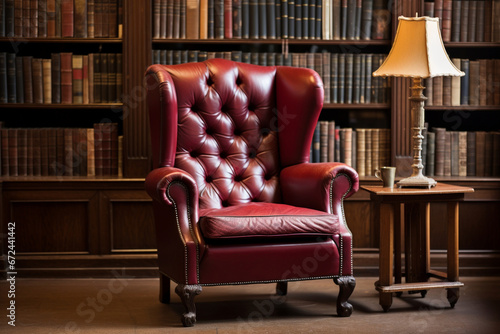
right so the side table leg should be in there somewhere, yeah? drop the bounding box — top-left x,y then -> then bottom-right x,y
447,201 -> 460,307
379,202 -> 394,311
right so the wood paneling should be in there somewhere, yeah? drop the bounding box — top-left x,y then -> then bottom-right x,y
110,201 -> 156,251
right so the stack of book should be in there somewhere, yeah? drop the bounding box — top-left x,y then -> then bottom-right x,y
152,49 -> 390,104
310,121 -> 391,176
423,127 -> 500,177
425,58 -> 500,107
0,52 -> 122,104
0,0 -> 123,38
424,0 -> 500,43
152,0 -> 391,40
0,123 -> 121,177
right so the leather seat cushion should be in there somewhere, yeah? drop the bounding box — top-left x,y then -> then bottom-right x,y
199,202 -> 339,239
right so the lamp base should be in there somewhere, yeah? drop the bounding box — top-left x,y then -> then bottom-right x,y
397,175 -> 437,188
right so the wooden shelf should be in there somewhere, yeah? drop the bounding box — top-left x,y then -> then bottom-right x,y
444,42 -> 500,48
323,103 -> 390,109
152,38 -> 392,46
0,103 -> 122,109
425,105 -> 500,111
0,37 -> 122,43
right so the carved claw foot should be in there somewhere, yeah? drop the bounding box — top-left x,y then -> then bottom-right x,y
175,284 -> 202,327
334,276 -> 356,317
276,281 -> 288,296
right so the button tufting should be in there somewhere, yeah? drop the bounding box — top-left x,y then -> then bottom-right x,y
205,176 -> 213,183
207,77 -> 214,86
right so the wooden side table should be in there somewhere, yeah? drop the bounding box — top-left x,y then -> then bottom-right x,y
362,183 -> 474,312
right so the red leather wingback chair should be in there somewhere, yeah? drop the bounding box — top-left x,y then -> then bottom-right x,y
145,59 -> 359,326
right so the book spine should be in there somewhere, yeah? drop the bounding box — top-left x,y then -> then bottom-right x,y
460,0 -> 469,42
72,55 -> 83,104
60,52 -> 73,104
6,53 -> 16,103
315,0 -> 321,39
360,0 -> 372,40
61,0 -> 74,37
214,0 -> 224,38
82,55 -> 89,104
47,0 -> 56,37
0,52 -> 7,103
51,53 -> 60,104
466,131 -> 476,176
15,56 -> 23,103
38,0 -> 47,37
42,58 -> 51,104
266,0 -> 275,39
232,0 -> 242,38
258,0 -> 266,38
186,0 -> 200,39
74,0 -> 88,38
22,56 -> 33,103
469,60 -> 480,105
460,59 -> 469,105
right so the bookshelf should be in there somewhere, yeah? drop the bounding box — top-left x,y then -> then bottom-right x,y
0,0 -> 498,278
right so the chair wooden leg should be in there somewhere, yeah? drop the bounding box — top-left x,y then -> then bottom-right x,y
334,276 -> 356,317
276,281 -> 288,296
159,272 -> 170,304
175,284 -> 202,327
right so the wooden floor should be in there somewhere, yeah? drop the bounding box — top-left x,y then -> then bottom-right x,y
1,276 -> 499,333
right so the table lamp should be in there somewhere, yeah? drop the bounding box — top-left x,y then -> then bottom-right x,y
373,16 -> 464,188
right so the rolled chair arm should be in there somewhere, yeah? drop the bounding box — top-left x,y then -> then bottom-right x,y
146,166 -> 199,208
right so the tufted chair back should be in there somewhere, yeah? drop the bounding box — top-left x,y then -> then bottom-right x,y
146,58 -> 324,210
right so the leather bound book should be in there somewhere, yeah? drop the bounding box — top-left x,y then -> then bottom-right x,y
341,0 -> 347,39
460,59 -> 469,105
55,0 -> 61,36
371,128 -> 380,175
256,0 -> 266,39
343,128 -> 352,167
359,53 -> 365,103
74,0 -> 87,38
425,77 -> 433,106
281,0 -> 287,38
338,53 -> 345,103
476,0 -> 484,42
61,0 -> 74,37
330,54 -> 338,103
328,120 -> 335,162
29,0 -> 38,38
107,53 -> 116,103
82,55 -> 89,104
308,0 -> 315,39
458,131 -> 467,176
322,51 -> 331,103
180,0 -> 186,38
0,53 -> 6,103
199,0 -> 208,38
94,0 -> 103,37
93,123 -> 103,176
116,53 -> 122,102
475,131 -> 486,177
345,53 -> 353,104
22,56 -> 33,103
443,131 -> 451,176
354,0 -> 362,40
47,0 -> 56,37
450,0 -> 461,42
451,58 -> 461,106
72,55 -> 83,104
22,0 -> 30,37
433,127 -> 446,176
441,0 -> 451,42
346,0 -> 355,40
468,60 -> 480,106
288,0 -> 294,39
42,58 -> 51,104
495,59 -> 500,105
1,128 -> 9,176
311,123 -> 320,162
38,0 -> 47,37
467,0 -> 476,42
214,0 -> 224,38
294,0 -> 301,39
249,0 -> 258,38
102,0 -> 110,37
15,57 -> 23,103
450,131 -> 459,176
484,0 -> 492,42
432,75 -> 443,106
426,131 -> 435,176
479,59 -> 487,106
315,0 -> 321,39
109,0 -> 117,37
460,1 -> 468,42
363,128 -> 371,175
63,128 -> 73,176
223,0 -> 232,39
60,52 -> 73,104
6,53 -> 16,103
54,128 -> 64,176
484,132 -> 493,177
320,121 -> 328,163
364,53 -> 372,103
356,128 -> 366,176
186,0 -> 200,39
8,128 -> 18,176
353,54 -> 361,104
100,53 -> 108,102
37,128 -> 47,176
17,128 -> 27,176
360,0 -> 372,40
87,0 -> 95,37
87,128 -> 95,176
442,76 -> 451,106
486,59 -> 494,105
233,0 -> 242,39
31,129 -> 41,176
4,0 -> 14,37
275,0 -> 281,37
51,53 -> 60,104
172,0 -> 180,38
466,131 -> 476,176
300,0 -> 307,38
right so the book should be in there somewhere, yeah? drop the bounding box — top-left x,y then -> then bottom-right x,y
51,53 -> 61,104
433,127 -> 446,176
22,56 -> 33,103
186,0 -> 200,39
469,60 -> 480,105
466,131 -> 476,176
60,52 -> 73,104
42,58 -> 51,104
15,56 -> 23,103
460,59 -> 469,105
460,0 -> 469,42
74,0 -> 87,37
451,58 -> 461,106
360,0 -> 372,40
61,0 -> 74,37
88,0 -> 95,37
475,131 -> 486,177
0,52 -> 6,103
450,0 -> 461,42
38,0 -> 47,37
6,53 -> 16,103
233,0 -> 242,38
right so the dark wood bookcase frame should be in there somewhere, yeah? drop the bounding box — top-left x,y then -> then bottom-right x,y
0,0 -> 498,278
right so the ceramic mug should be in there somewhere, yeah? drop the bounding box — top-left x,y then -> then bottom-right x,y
375,166 -> 396,188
